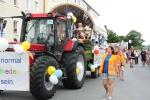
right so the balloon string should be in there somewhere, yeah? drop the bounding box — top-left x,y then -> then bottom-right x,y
28,51 -> 33,59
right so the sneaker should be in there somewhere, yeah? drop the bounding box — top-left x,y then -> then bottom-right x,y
108,97 -> 112,100
122,79 -> 124,81
103,93 -> 108,97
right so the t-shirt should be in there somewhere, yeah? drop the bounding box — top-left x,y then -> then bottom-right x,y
103,54 -> 111,73
141,51 -> 146,58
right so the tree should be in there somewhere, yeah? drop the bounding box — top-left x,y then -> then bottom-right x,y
124,30 -> 145,49
106,30 -> 120,43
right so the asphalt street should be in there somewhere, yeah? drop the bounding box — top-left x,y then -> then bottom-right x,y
0,59 -> 150,100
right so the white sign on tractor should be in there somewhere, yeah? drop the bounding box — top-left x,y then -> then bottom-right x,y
0,52 -> 29,91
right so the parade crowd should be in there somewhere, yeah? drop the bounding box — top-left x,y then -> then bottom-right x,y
99,45 -> 150,100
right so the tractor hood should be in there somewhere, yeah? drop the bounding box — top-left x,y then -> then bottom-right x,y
7,42 -> 45,51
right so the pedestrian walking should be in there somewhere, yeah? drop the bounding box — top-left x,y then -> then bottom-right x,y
125,49 -> 129,63
130,49 -> 135,68
141,49 -> 146,67
116,49 -> 126,81
99,46 -> 119,100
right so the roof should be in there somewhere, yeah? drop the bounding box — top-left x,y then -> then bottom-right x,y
83,0 -> 100,16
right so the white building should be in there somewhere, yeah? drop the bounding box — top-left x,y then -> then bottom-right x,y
0,0 -> 44,41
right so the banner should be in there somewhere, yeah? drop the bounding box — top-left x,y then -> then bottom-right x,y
0,52 -> 29,91
94,49 -> 105,65
108,42 -> 128,51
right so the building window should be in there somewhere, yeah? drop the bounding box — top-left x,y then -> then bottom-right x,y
0,0 -> 6,3
0,18 -> 6,35
77,0 -> 80,5
34,1 -> 38,13
25,0 -> 29,10
13,20 -> 18,35
72,0 -> 75,3
14,0 -> 19,7
0,18 -> 3,35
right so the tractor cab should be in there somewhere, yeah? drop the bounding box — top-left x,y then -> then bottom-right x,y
24,13 -> 69,49
6,12 -> 74,61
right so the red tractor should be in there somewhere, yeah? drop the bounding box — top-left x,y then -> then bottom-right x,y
0,11 -> 100,100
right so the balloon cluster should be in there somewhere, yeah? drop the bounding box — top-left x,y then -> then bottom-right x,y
14,41 -> 30,54
0,38 -> 9,51
94,46 -> 100,56
76,62 -> 83,75
67,12 -> 77,23
88,63 -> 98,72
47,66 -> 63,85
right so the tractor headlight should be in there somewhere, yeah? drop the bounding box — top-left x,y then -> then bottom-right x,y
8,44 -> 14,48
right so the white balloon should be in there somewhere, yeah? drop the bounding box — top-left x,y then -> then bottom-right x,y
77,62 -> 82,67
77,62 -> 84,69
0,38 -> 8,51
94,64 -> 98,68
72,38 -> 77,41
3,38 -> 8,51
91,65 -> 95,69
67,12 -> 74,19
14,44 -> 24,54
49,75 -> 58,85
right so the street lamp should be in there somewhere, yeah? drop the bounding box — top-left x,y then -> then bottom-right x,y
129,40 -> 132,43
104,25 -> 109,35
128,40 -> 132,49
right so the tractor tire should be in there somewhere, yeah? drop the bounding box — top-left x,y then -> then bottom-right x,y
30,56 -> 59,100
61,46 -> 86,89
91,67 -> 100,78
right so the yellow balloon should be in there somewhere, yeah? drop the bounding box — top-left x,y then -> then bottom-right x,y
22,41 -> 30,50
91,68 -> 95,72
95,53 -> 100,56
73,16 -> 77,23
78,39 -> 83,42
76,68 -> 79,74
47,66 -> 56,75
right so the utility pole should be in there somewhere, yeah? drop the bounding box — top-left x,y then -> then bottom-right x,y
104,25 -> 109,35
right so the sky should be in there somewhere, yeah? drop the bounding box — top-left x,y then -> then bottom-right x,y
85,0 -> 150,45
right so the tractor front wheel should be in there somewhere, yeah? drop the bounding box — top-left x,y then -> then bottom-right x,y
61,46 -> 86,89
30,56 -> 59,100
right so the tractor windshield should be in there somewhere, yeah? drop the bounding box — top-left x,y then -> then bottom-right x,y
25,19 -> 54,45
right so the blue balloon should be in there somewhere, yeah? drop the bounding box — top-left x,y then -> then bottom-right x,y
55,69 -> 63,78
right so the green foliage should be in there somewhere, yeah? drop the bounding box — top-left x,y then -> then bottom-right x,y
106,30 -> 120,43
124,30 -> 145,49
106,30 -> 145,50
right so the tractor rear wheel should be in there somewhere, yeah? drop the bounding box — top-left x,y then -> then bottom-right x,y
30,56 -> 59,100
61,46 -> 86,89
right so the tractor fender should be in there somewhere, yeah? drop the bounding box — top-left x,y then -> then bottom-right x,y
42,52 -> 58,60
30,52 -> 58,67
64,40 -> 86,51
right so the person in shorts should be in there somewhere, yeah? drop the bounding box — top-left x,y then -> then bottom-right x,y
99,46 -> 119,100
141,49 -> 146,66
116,49 -> 126,81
